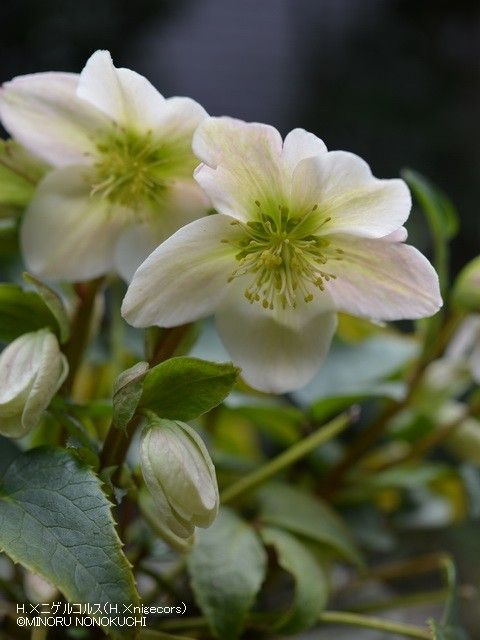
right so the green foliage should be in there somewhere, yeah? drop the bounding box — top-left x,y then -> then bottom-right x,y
112,361 -> 149,431
452,256 -> 480,312
257,483 -> 363,567
140,356 -> 239,421
23,272 -> 71,343
0,283 -> 62,342
403,168 -> 458,241
187,508 -> 267,640
430,559 -> 470,640
0,447 -> 139,638
261,526 -> 329,634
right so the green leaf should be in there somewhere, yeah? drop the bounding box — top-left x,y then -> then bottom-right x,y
0,219 -> 18,257
233,405 -> 304,445
402,169 -> 458,241
187,508 -> 267,640
23,273 -> 71,343
113,361 -> 149,432
402,168 -> 458,294
0,447 -> 139,638
294,335 -> 416,407
0,283 -> 60,342
0,436 -> 20,476
261,526 -> 329,634
452,256 -> 480,312
257,483 -> 363,568
140,357 -> 239,421
429,558 -> 470,640
0,159 -> 34,207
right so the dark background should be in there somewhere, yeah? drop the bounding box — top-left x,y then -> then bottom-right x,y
0,0 -> 479,272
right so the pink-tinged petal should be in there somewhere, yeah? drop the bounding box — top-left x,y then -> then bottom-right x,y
383,227 -> 408,243
291,151 -> 411,238
216,282 -> 337,393
281,128 -> 328,175
77,50 -> 166,130
115,180 -> 210,282
323,234 -> 442,320
21,166 -> 125,281
122,215 -> 240,328
0,72 -> 107,166
193,117 -> 285,220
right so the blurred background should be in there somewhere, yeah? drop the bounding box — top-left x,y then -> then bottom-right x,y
1,1 -> 480,636
0,0 -> 479,272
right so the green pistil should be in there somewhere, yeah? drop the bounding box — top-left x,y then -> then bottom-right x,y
92,129 -> 167,210
227,201 -> 343,311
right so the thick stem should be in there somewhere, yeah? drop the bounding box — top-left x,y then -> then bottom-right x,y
221,412 -> 353,504
62,277 -> 104,395
318,611 -> 431,639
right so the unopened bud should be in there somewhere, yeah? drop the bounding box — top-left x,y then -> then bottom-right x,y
0,330 -> 68,438
140,414 -> 219,539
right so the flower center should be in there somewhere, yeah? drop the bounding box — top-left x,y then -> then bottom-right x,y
227,202 -> 343,311
92,129 -> 167,210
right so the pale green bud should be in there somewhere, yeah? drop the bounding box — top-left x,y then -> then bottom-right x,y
140,415 -> 219,539
0,330 -> 68,438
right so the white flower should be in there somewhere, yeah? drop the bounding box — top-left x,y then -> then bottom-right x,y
0,50 -> 209,282
446,315 -> 480,383
0,330 -> 68,438
140,415 -> 219,540
122,117 -> 442,393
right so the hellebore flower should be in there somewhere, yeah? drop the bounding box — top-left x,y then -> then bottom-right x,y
123,117 -> 442,393
140,415 -> 219,540
0,50 -> 209,282
0,330 -> 68,438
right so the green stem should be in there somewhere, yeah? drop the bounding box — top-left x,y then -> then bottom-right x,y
318,611 -> 431,639
352,589 -> 448,614
221,412 -> 353,504
62,277 -> 104,395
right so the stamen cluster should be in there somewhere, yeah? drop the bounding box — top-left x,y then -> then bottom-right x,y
92,129 -> 166,210
227,202 -> 342,310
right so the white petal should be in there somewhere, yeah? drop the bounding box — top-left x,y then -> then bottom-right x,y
21,166 -> 126,281
151,96 -> 207,146
281,128 -> 328,175
216,280 -> 337,393
383,227 -> 408,242
122,214 -> 239,328
193,117 -> 284,221
291,151 -> 411,238
115,180 -> 210,282
0,72 -> 107,166
324,234 -> 442,320
446,316 -> 480,360
0,334 -> 40,410
77,50 -> 166,130
22,333 -> 68,433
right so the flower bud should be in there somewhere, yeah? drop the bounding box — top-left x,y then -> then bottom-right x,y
140,415 -> 219,539
0,330 -> 68,438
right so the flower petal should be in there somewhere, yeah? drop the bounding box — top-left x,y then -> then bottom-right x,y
291,151 -> 411,238
115,180 -> 211,282
193,116 -> 284,221
122,214 -> 240,328
324,234 -> 442,320
21,166 -> 125,281
22,333 -> 68,433
77,50 -> 166,131
216,280 -> 337,393
0,72 -> 107,166
281,128 -> 328,175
